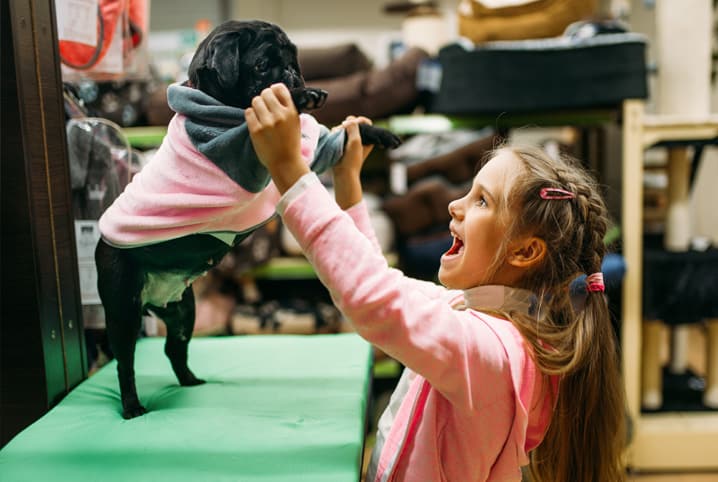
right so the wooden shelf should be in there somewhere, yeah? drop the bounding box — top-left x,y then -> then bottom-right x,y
630,412 -> 718,470
621,99 -> 718,470
384,109 -> 618,135
249,256 -> 321,280
123,126 -> 167,149
250,253 -> 398,280
641,113 -> 718,147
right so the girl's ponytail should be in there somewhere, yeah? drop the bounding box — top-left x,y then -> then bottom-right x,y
489,146 -> 627,482
529,289 -> 625,482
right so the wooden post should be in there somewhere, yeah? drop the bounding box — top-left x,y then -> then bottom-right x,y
1,0 -> 86,446
621,99 -> 645,432
664,148 -> 692,252
705,319 -> 718,408
642,320 -> 664,410
669,324 -> 691,374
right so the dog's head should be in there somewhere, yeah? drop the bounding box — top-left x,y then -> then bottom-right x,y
188,20 -> 306,109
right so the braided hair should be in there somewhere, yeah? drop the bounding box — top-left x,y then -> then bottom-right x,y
483,146 -> 626,482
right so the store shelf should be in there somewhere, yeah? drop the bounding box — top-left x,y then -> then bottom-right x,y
249,256 -> 321,280
631,412 -> 718,470
384,109 -> 618,135
124,110 -> 623,148
123,126 -> 167,149
374,358 -> 402,379
250,253 -> 398,280
621,99 -> 718,470
641,113 -> 718,148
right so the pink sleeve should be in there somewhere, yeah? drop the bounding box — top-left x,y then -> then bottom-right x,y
278,174 -> 512,411
344,200 -> 382,254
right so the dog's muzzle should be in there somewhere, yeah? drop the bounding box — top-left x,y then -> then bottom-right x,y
284,68 -> 303,87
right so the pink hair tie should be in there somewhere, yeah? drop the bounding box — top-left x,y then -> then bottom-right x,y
586,272 -> 605,293
540,187 -> 575,200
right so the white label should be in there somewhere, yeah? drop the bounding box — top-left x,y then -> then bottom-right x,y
417,60 -> 443,93
56,0 -> 98,46
75,220 -> 101,304
390,162 -> 408,195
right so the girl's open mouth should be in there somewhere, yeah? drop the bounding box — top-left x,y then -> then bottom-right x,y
445,236 -> 464,256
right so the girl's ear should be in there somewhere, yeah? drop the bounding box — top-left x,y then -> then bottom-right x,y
507,236 -> 546,269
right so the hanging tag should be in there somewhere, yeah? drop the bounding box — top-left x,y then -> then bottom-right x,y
75,220 -> 101,304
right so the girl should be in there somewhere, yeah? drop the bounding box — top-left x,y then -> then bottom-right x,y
246,84 -> 626,482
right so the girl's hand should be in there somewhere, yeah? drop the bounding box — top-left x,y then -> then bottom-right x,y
246,84 -> 310,194
332,116 -> 374,178
333,116 -> 374,209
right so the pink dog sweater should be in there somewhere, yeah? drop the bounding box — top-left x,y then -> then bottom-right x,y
99,83 -> 346,248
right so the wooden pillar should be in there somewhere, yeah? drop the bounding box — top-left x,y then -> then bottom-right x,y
669,324 -> 691,374
1,0 -> 86,446
664,148 -> 692,252
705,319 -> 718,409
642,320 -> 664,410
621,99 -> 645,428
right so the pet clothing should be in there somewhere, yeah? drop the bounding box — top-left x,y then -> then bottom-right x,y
99,83 -> 346,248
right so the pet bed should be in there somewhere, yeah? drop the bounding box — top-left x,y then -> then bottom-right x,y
430,32 -> 648,114
643,246 -> 718,325
0,334 -> 372,482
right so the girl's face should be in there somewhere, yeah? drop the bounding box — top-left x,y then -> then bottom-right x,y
438,150 -> 522,290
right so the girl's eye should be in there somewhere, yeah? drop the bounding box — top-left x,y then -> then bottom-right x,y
477,196 -> 487,207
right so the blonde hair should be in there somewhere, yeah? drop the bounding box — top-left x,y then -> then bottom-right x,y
485,146 -> 626,482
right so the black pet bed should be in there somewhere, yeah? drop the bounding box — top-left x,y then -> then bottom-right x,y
429,33 -> 648,114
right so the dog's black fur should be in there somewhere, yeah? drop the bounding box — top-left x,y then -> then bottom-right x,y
188,20 -> 401,147
96,20 -> 401,419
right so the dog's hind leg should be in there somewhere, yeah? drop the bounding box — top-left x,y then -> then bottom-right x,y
151,287 -> 205,387
95,239 -> 147,419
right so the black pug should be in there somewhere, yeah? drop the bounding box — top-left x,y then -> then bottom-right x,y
95,19 -> 401,419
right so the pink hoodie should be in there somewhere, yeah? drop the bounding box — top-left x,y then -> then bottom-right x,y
277,173 -> 557,482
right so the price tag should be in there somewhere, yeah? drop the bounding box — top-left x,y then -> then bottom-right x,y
75,220 -> 101,304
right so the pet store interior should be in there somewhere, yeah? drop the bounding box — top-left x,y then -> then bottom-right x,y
2,0 -> 718,480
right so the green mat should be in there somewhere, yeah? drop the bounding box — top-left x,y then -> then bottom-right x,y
0,334 -> 372,482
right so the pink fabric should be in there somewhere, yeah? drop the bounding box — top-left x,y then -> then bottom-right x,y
99,114 -> 320,247
278,174 -> 556,482
374,376 -> 429,481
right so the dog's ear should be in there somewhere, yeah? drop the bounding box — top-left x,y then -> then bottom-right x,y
189,29 -> 254,106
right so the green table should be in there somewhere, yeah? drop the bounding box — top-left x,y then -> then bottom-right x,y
0,334 -> 372,482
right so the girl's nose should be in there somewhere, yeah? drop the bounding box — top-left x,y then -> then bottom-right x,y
448,199 -> 461,219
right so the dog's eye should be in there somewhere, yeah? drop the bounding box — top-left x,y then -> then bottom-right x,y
254,58 -> 269,72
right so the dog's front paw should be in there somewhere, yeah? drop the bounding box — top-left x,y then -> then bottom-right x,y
358,124 -> 402,149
